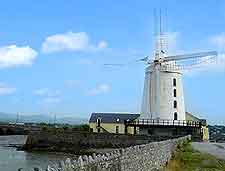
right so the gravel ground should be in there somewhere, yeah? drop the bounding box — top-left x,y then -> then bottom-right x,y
192,142 -> 225,160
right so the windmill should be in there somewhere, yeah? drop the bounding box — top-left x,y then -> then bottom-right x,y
140,42 -> 217,121
140,10 -> 218,121
104,11 -> 218,122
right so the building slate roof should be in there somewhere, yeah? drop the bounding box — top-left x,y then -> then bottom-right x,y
89,113 -> 140,124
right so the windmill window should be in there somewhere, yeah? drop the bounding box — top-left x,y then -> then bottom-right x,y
97,128 -> 101,133
174,89 -> 177,97
125,126 -> 128,134
174,112 -> 178,120
97,118 -> 101,127
174,100 -> 177,108
173,78 -> 176,87
116,126 -> 119,134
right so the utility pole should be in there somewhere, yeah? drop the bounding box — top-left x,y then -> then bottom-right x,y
53,114 -> 56,128
15,112 -> 19,124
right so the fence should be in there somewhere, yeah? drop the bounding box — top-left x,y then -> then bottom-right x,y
126,119 -> 201,127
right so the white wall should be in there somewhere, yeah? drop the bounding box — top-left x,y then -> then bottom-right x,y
141,66 -> 186,120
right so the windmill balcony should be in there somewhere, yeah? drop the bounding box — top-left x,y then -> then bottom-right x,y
125,119 -> 201,128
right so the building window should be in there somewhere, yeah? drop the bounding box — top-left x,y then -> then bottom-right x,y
90,128 -> 93,132
174,89 -> 177,97
116,126 -> 119,134
173,78 -> 176,87
174,100 -> 177,108
174,112 -> 178,120
97,118 -> 101,127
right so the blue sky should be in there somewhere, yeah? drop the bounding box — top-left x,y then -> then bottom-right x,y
0,0 -> 224,124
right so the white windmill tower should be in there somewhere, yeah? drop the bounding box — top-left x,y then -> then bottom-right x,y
140,11 -> 217,121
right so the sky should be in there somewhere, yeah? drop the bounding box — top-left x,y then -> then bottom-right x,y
0,0 -> 224,124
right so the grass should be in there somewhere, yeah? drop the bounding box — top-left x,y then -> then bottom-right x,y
165,143 -> 225,171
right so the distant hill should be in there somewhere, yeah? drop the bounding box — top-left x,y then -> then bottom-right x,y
0,112 -> 88,125
0,112 -> 18,123
208,125 -> 225,142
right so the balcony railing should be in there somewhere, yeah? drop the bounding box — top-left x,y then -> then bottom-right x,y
126,119 -> 201,127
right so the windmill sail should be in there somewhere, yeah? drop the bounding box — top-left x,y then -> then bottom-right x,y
159,51 -> 218,71
164,51 -> 217,62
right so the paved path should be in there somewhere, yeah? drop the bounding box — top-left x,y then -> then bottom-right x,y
192,142 -> 225,160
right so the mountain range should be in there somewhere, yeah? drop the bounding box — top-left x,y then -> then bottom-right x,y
0,112 -> 88,125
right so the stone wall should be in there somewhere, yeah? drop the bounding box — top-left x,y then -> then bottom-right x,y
23,131 -> 184,153
39,135 -> 190,171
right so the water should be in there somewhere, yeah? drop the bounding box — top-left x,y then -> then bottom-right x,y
0,135 -> 75,171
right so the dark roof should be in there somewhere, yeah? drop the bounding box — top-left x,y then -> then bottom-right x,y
89,113 -> 140,123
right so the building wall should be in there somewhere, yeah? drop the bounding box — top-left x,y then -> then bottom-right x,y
202,126 -> 209,141
89,122 -> 136,134
141,67 -> 185,121
185,112 -> 209,141
89,113 -> 208,141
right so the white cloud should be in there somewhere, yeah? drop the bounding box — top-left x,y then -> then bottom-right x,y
199,53 -> 225,72
0,45 -> 37,68
33,88 -> 48,96
42,97 -> 61,104
34,88 -> 62,104
88,84 -> 111,96
65,80 -> 80,88
0,83 -> 16,95
210,33 -> 225,50
77,58 -> 93,65
183,53 -> 225,76
42,32 -> 107,53
165,32 -> 181,55
97,40 -> 108,49
34,88 -> 61,97
192,33 -> 225,74
158,32 -> 225,76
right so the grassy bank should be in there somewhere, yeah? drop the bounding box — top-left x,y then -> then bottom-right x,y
165,143 -> 225,171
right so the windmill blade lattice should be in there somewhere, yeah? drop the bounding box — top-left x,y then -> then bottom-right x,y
160,55 -> 217,71
104,56 -> 150,68
163,51 -> 217,62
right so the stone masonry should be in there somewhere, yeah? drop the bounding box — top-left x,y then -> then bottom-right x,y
37,135 -> 191,171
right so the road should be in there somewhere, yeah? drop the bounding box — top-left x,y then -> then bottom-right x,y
192,142 -> 225,160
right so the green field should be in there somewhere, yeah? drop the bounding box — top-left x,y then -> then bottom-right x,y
165,143 -> 225,171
